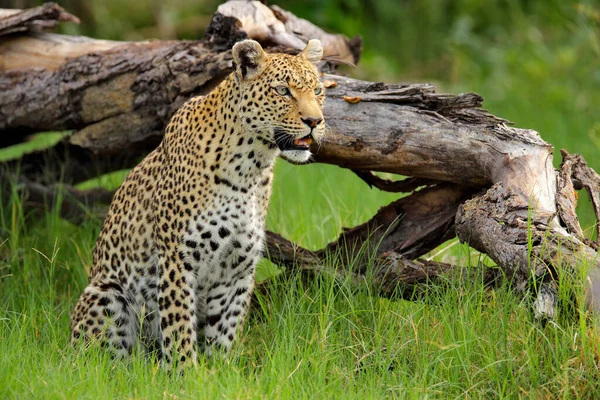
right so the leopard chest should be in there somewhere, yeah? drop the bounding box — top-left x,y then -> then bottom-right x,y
179,189 -> 266,284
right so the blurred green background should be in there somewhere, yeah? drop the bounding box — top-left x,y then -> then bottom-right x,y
4,0 -> 600,229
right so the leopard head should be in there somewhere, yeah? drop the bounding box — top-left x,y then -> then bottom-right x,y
232,39 -> 325,163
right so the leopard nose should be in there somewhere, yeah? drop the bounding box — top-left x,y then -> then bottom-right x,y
301,117 -> 323,128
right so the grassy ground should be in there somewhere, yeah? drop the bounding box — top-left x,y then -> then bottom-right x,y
2,0 -> 600,398
1,170 -> 600,399
2,157 -> 600,398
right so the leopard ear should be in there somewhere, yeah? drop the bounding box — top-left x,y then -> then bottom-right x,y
299,39 -> 323,65
232,40 -> 268,81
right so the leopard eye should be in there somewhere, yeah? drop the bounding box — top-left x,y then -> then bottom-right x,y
274,86 -> 291,97
314,87 -> 323,96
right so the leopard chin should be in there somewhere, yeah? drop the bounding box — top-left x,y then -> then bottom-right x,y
274,128 -> 313,163
280,149 -> 312,164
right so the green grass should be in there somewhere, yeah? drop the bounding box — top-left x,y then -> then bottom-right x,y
0,132 -> 70,162
1,160 -> 600,399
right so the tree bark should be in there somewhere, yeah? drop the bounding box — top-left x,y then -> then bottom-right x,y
2,1 -> 600,311
0,2 -> 79,37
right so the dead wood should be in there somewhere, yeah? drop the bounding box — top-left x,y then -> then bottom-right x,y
2,72 -> 521,186
352,171 -> 440,193
2,1 -> 600,315
455,150 -> 600,317
205,1 -> 361,65
0,2 -> 79,37
557,151 -> 585,240
318,183 -> 479,264
565,150 -> 600,246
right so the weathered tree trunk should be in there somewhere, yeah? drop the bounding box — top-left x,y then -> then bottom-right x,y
2,1 -> 600,314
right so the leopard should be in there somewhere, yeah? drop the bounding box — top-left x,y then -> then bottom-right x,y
70,39 -> 326,367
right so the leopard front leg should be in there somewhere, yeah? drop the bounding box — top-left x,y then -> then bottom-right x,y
157,250 -> 199,367
204,251 -> 258,356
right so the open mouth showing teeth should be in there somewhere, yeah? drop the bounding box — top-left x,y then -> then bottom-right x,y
274,129 -> 313,151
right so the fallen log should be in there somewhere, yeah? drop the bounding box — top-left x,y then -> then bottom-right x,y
2,1 -> 600,314
0,2 -> 79,37
0,1 -> 359,182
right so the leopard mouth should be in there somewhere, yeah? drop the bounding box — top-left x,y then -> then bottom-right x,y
274,128 -> 313,151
